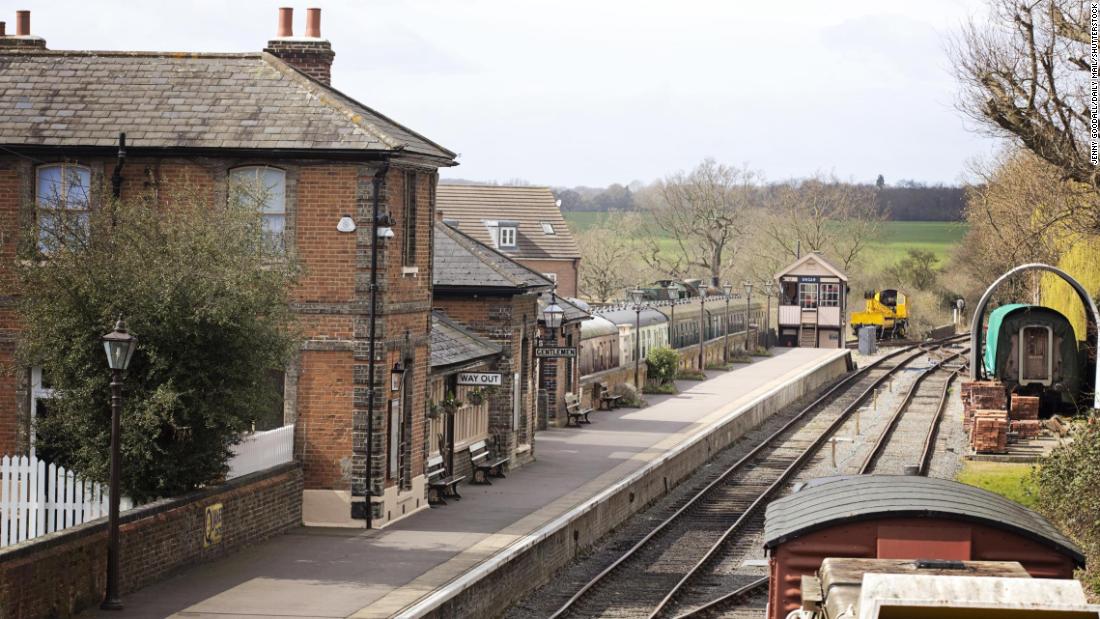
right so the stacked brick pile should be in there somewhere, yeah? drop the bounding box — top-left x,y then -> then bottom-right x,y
960,380 -> 1009,453
1010,394 -> 1042,439
972,411 -> 1009,452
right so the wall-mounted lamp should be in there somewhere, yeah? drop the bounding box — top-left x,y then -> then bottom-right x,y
337,215 -> 356,233
376,213 -> 396,239
390,360 -> 405,392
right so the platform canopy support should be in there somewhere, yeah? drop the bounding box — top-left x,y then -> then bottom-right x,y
969,263 -> 1100,409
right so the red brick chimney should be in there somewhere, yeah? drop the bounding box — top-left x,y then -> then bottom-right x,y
264,7 -> 335,85
0,10 -> 47,49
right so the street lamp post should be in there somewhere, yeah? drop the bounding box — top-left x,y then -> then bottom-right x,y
743,281 -> 754,351
630,287 -> 646,388
764,281 -> 775,349
667,284 -> 676,348
697,287 -> 708,370
721,282 -> 733,363
100,319 -> 137,611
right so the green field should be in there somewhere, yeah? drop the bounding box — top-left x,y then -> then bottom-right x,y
563,213 -> 967,271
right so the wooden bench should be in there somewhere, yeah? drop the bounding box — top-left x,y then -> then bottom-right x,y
600,393 -> 623,410
564,392 -> 594,427
426,455 -> 464,506
468,440 -> 509,485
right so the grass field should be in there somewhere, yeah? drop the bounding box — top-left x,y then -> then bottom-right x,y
956,460 -> 1037,508
563,212 -> 967,272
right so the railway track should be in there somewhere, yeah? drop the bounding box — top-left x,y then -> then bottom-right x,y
545,335 -> 967,619
859,344 -> 969,476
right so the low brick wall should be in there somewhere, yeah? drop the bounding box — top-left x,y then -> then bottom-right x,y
0,463 -> 302,619
578,364 -> 648,410
403,350 -> 852,618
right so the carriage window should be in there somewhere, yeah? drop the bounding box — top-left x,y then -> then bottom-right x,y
820,283 -> 840,307
799,283 -> 818,309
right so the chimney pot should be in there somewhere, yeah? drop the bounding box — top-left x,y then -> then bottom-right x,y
15,10 -> 29,36
305,8 -> 321,38
277,7 -> 293,37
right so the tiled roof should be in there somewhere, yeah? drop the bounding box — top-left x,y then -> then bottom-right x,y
0,50 -> 454,160
433,222 -> 554,292
436,184 -> 580,259
431,311 -> 501,369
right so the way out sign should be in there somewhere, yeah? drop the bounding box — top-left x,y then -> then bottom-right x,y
457,372 -> 503,387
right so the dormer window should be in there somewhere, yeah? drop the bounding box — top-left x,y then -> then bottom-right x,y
499,226 -> 517,248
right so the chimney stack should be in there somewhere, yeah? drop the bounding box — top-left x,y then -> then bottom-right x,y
264,6 -> 335,85
0,10 -> 46,49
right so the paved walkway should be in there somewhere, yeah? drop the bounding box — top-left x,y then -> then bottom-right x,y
83,347 -> 843,619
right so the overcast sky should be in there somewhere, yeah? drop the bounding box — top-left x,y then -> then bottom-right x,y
17,1 -> 996,187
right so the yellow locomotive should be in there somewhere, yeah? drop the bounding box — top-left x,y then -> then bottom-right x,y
850,289 -> 909,338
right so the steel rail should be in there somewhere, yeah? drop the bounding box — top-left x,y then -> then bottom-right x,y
545,341 -> 944,619
641,335 -> 970,619
916,368 -> 963,476
670,576 -> 769,619
857,347 -> 968,475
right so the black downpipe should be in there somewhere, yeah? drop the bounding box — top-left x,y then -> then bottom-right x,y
111,132 -> 126,199
364,163 -> 390,528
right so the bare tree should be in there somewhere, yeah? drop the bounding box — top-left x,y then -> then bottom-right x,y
760,173 -> 881,272
953,0 -> 1098,191
577,223 -> 638,303
636,159 -> 758,285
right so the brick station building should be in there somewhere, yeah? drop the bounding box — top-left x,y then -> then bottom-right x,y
0,9 -> 457,527
432,221 -> 553,467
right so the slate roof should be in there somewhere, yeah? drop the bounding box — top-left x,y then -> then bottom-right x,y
538,293 -> 591,324
430,311 -> 501,370
436,185 -> 580,259
433,222 -> 555,292
0,50 -> 454,160
763,476 -> 1084,565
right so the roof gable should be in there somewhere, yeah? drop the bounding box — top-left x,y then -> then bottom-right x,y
0,50 -> 454,160
774,251 -> 848,281
435,184 -> 580,259
433,222 -> 554,292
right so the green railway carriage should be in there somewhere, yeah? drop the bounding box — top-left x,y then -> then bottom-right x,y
984,304 -> 1082,406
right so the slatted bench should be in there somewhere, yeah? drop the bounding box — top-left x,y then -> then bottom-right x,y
426,455 -> 464,506
564,392 -> 594,427
468,440 -> 509,485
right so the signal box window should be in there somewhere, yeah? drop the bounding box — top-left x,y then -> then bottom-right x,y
820,283 -> 840,307
799,283 -> 818,309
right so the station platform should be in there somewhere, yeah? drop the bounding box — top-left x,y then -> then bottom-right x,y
84,347 -> 850,619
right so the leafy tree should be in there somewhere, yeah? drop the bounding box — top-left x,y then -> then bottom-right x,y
17,185 -> 299,501
645,347 -> 680,385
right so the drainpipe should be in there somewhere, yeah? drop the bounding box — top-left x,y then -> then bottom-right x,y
111,132 -> 126,199
365,162 -> 390,529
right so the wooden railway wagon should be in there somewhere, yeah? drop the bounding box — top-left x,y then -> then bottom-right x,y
578,315 -> 620,376
763,476 -> 1084,619
595,306 -> 670,367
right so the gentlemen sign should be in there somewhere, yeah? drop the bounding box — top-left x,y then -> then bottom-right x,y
535,346 -> 577,359
457,372 -> 503,386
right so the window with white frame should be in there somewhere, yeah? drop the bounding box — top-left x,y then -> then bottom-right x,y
30,367 -> 55,456
499,226 -> 517,248
540,222 -> 555,235
820,283 -> 840,307
36,163 -> 91,253
798,283 -> 819,309
229,166 -> 286,250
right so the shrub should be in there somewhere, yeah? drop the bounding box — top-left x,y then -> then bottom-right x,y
643,382 -> 677,395
1032,418 -> 1100,594
646,346 -> 679,385
17,187 -> 300,502
675,369 -> 707,380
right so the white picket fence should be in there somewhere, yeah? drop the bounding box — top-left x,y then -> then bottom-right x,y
227,424 -> 294,480
0,455 -> 131,547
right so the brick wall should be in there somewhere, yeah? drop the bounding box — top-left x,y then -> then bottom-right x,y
518,258 -> 579,297
0,463 -> 302,619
